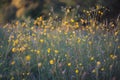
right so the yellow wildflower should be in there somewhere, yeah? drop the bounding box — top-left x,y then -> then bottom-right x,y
47,48 -> 51,53
96,5 -> 100,9
13,39 -> 19,46
38,62 -> 42,67
34,20 -> 37,25
12,48 -> 17,53
88,41 -> 92,45
71,19 -> 75,23
114,31 -> 118,36
92,69 -> 96,73
54,50 -> 59,54
19,47 -> 25,52
101,68 -> 104,71
27,72 -> 30,75
15,21 -> 19,25
22,73 -> 25,75
77,38 -> 81,43
25,55 -> 31,61
36,50 -> 40,54
96,61 -> 101,66
32,33 -> 36,37
40,39 -> 44,43
51,27 -> 54,30
90,57 -> 94,61
39,16 -> 43,21
67,9 -> 70,13
11,61 -> 15,65
79,63 -> 82,66
65,54 -> 68,57
64,21 -> 68,25
115,38 -> 119,42
49,59 -> 54,65
75,69 -> 79,74
22,23 -> 26,27
67,62 -> 71,67
80,19 -> 85,24
75,22 -> 79,28
64,32 -> 68,35
110,54 -> 117,60
43,29 -> 47,33
30,49 -> 34,52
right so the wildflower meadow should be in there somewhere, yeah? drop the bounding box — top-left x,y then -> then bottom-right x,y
0,6 -> 120,80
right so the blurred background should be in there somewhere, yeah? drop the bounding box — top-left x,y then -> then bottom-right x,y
0,0 -> 120,24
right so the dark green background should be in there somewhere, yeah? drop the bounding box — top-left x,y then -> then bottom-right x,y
0,0 -> 120,24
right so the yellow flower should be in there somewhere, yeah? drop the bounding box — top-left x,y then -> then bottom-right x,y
92,69 -> 96,73
101,68 -> 104,71
47,48 -> 51,53
80,19 -> 85,24
22,23 -> 26,27
11,61 -> 15,65
51,27 -> 54,30
90,57 -> 94,61
67,63 -> 71,67
75,69 -> 79,74
88,41 -> 92,45
71,19 -> 75,23
64,32 -> 68,35
96,5 -> 100,9
96,61 -> 101,66
64,21 -> 68,25
83,9 -> 86,12
38,62 -> 42,67
75,22 -> 79,28
25,55 -> 31,61
49,59 -> 54,65
39,16 -> 43,21
65,54 -> 68,57
85,35 -> 88,39
30,49 -> 34,52
110,54 -> 117,60
12,48 -> 17,53
114,31 -> 118,36
13,39 -> 19,46
77,38 -> 81,43
27,72 -> 30,75
79,63 -> 82,66
32,33 -> 36,37
44,29 -> 47,33
22,73 -> 25,75
34,20 -> 37,25
67,9 -> 70,13
115,38 -> 119,42
15,21 -> 19,25
40,39 -> 44,43
54,50 -> 59,54
36,50 -> 40,54
19,47 -> 25,52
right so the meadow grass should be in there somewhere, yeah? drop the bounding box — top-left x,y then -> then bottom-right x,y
0,6 -> 120,80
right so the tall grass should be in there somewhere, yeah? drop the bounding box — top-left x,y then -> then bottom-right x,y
0,6 -> 120,80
